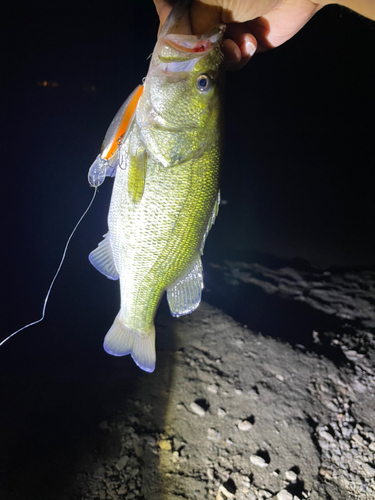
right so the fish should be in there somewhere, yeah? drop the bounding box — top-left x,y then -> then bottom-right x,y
88,1 -> 224,373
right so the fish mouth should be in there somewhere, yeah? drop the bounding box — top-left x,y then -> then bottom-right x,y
156,27 -> 224,74
159,25 -> 225,59
163,26 -> 223,55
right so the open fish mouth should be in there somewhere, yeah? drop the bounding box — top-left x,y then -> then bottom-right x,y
157,27 -> 224,74
164,30 -> 220,54
162,26 -> 223,54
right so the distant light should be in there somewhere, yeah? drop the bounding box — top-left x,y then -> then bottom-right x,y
83,85 -> 96,92
37,81 -> 59,88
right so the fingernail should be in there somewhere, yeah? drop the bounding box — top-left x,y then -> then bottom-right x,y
245,41 -> 256,57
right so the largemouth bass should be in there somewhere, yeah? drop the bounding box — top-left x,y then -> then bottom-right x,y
88,3 -> 224,372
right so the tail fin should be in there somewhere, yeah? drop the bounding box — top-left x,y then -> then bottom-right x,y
103,314 -> 156,373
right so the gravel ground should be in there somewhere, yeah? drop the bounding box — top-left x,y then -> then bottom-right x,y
57,259 -> 375,500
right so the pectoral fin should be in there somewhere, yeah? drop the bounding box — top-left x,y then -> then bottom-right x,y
128,145 -> 147,203
89,233 -> 119,280
167,255 -> 203,317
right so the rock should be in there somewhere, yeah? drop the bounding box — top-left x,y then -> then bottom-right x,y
218,407 -> 227,417
318,428 -> 335,442
91,463 -> 106,478
275,374 -> 285,381
207,468 -> 215,480
158,439 -> 172,451
369,442 -> 375,451
218,484 -> 235,499
351,433 -> 365,446
285,470 -> 298,482
117,485 -> 127,495
319,467 -> 332,480
258,489 -> 273,498
115,455 -> 129,471
237,420 -> 252,431
190,402 -> 206,417
134,445 -> 143,457
362,463 -> 375,477
250,455 -> 268,468
207,384 -> 219,394
345,350 -> 365,362
276,490 -> 293,500
207,428 -> 221,441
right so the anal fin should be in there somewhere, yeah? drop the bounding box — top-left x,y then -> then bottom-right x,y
89,233 -> 119,280
167,255 -> 203,317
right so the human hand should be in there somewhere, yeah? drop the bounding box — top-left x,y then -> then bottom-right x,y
153,0 -> 324,70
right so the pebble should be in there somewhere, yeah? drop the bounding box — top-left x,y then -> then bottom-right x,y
369,442 -> 375,451
190,402 -> 206,417
218,408 -> 227,417
134,445 -> 143,457
207,428 -> 221,441
207,384 -> 219,394
115,455 -> 129,471
258,489 -> 273,498
276,490 -> 293,500
238,420 -> 253,431
250,455 -> 268,468
275,374 -> 285,382
158,439 -> 172,451
318,429 -> 335,442
91,463 -> 106,478
351,433 -> 365,446
285,470 -> 298,482
319,467 -> 332,480
218,484 -> 235,499
362,463 -> 375,477
207,468 -> 215,480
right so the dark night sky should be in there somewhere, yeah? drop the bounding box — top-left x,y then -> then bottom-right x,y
0,2 -> 375,497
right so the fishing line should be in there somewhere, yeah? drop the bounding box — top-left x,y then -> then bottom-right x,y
0,188 -> 98,348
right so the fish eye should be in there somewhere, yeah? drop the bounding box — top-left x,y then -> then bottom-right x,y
196,73 -> 214,93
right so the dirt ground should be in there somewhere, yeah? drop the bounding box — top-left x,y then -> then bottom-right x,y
2,257 -> 375,500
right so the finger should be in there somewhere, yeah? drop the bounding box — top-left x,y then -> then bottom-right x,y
190,1 -> 223,34
153,0 -> 174,36
223,32 -> 257,71
153,0 -> 173,25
